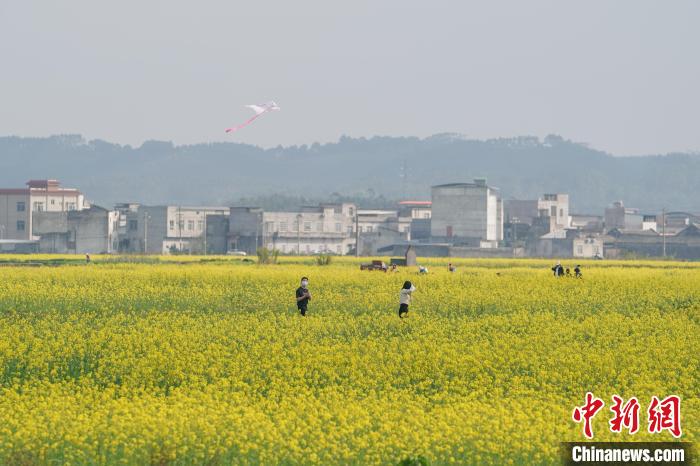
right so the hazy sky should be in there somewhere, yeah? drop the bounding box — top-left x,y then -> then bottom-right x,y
1,1 -> 698,155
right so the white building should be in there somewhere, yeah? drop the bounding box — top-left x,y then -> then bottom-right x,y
537,193 -> 570,231
430,179 -> 503,246
117,204 -> 229,254
573,236 -> 604,259
229,204 -> 356,255
0,179 -> 87,240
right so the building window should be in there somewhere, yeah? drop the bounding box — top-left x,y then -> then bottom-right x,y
593,246 -> 600,254
366,226 -> 373,232
560,208 -> 564,217
550,206 -> 557,217
335,222 -> 341,232
179,220 -> 184,230
33,202 -> 44,212
50,199 -> 55,205
129,220 -> 138,231
347,226 -> 353,235
16,220 -> 25,231
198,220 -> 204,231
169,220 -> 175,230
187,220 -> 194,231
424,213 -> 430,219
304,222 -> 311,232
280,222 -> 288,232
577,246 -> 583,254
66,202 -> 76,211
16,202 -> 25,212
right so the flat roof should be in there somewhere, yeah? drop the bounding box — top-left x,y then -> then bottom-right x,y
398,201 -> 432,206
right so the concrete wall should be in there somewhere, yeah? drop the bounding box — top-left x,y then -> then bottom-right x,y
431,183 -> 502,242
33,207 -> 116,254
0,194 -> 31,240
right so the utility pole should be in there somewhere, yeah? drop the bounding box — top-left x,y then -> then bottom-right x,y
144,211 -> 149,254
203,213 -> 207,255
662,208 -> 666,258
355,207 -> 360,257
178,206 -> 183,252
297,213 -> 302,255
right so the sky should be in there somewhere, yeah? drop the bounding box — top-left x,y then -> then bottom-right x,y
1,0 -> 699,156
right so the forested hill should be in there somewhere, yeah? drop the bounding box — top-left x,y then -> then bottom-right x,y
1,134 -> 698,214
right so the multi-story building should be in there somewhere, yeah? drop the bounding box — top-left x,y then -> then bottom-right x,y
356,209 -> 412,255
604,201 -> 644,231
537,193 -> 570,231
229,203 -> 356,255
504,194 -> 570,231
430,179 -> 503,246
0,179 -> 86,240
33,205 -> 120,254
117,204 -> 229,254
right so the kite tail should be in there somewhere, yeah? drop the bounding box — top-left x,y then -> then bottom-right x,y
225,111 -> 266,133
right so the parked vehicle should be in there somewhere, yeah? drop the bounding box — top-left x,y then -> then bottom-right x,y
360,260 -> 387,271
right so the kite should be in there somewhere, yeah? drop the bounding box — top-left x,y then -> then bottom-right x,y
225,101 -> 280,133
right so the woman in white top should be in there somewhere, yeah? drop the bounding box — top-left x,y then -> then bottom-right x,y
399,281 -> 416,318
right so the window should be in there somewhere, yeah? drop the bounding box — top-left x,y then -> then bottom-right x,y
66,202 -> 76,211
129,220 -> 138,231
577,246 -> 583,254
16,220 -> 25,231
179,220 -> 184,230
560,209 -> 564,217
349,207 -> 354,216
198,220 -> 204,231
593,246 -> 600,254
169,220 -> 175,230
424,213 -> 430,219
33,202 -> 44,212
347,226 -> 353,235
16,202 -> 25,212
304,222 -> 311,232
366,226 -> 373,232
550,206 -> 557,217
50,199 -> 55,205
187,220 -> 194,231
335,222 -> 341,232
280,222 -> 288,232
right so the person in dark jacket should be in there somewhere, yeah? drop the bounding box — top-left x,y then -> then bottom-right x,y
551,261 -> 564,277
295,277 -> 312,316
574,265 -> 582,278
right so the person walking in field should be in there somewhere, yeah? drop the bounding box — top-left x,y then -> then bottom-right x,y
551,261 -> 564,277
295,276 -> 312,316
574,264 -> 582,278
399,281 -> 416,318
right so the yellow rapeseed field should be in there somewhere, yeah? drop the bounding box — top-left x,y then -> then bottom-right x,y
0,256 -> 697,465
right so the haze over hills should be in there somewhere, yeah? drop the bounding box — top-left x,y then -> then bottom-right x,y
1,133 -> 698,215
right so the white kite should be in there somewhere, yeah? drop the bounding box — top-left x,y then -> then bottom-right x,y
225,101 -> 280,133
